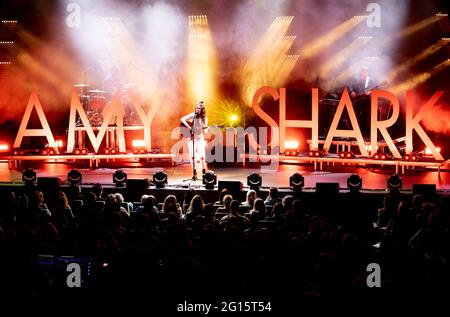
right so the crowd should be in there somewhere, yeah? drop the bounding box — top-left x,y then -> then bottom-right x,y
0,183 -> 449,311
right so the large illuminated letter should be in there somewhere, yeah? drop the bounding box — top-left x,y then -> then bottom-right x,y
13,91 -> 57,152
324,88 -> 368,156
67,89 -> 125,153
406,90 -> 444,161
131,96 -> 158,151
280,87 -> 319,151
370,90 -> 401,158
251,86 -> 279,149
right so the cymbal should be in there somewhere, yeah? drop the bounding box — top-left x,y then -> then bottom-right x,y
87,89 -> 106,94
74,84 -> 89,87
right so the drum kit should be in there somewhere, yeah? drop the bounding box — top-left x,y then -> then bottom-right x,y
74,83 -> 140,126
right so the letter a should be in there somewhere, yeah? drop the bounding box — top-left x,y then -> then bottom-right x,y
366,263 -> 381,288
66,263 -> 81,288
13,91 -> 58,152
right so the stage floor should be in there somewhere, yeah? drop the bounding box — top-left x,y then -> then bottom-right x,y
1,161 -> 449,191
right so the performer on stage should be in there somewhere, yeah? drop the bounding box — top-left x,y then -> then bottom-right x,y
350,65 -> 374,98
181,101 -> 209,176
350,66 -> 376,137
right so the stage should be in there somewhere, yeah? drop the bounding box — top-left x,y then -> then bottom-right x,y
1,160 -> 449,191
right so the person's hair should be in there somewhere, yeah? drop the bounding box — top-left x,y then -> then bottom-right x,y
230,200 -> 240,215
412,194 -> 424,209
34,191 -> 45,206
92,183 -> 103,198
84,191 -> 97,207
195,101 -> 206,120
273,202 -> 284,216
56,191 -> 69,209
115,193 -> 125,203
246,190 -> 257,206
219,188 -> 230,203
141,194 -> 149,204
184,188 -> 197,206
189,195 -> 204,214
143,195 -> 155,212
204,203 -> 214,219
163,195 -> 178,212
269,187 -> 279,199
223,195 -> 233,208
253,198 -> 265,213
282,195 -> 294,210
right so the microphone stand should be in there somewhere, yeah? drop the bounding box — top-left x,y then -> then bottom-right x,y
183,122 -> 199,183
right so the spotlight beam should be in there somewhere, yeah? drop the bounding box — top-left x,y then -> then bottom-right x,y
391,59 -> 450,94
385,40 -> 448,83
300,16 -> 366,59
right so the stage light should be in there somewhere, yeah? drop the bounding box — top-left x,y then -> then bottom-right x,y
113,169 -> 127,187
209,99 -> 243,128
41,149 -> 48,156
403,154 -> 419,161
68,169 -> 82,185
339,151 -> 355,159
373,153 -> 389,160
187,14 -> 217,106
347,174 -> 362,192
308,150 -> 323,157
153,171 -> 168,188
247,172 -> 262,190
387,174 -> 402,191
284,140 -> 300,149
425,146 -> 441,155
132,140 -> 145,147
55,139 -> 64,148
202,170 -> 217,190
289,173 -> 304,191
241,16 -> 296,105
110,148 -> 118,155
104,148 -> 110,155
22,168 -> 37,185
74,149 -> 81,155
80,148 -> 88,155
0,144 -> 9,152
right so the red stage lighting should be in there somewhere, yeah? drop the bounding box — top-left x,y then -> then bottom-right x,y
110,148 -> 118,155
339,151 -> 354,159
80,148 -> 88,155
0,144 -> 9,152
309,150 -> 322,157
104,148 -> 110,155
